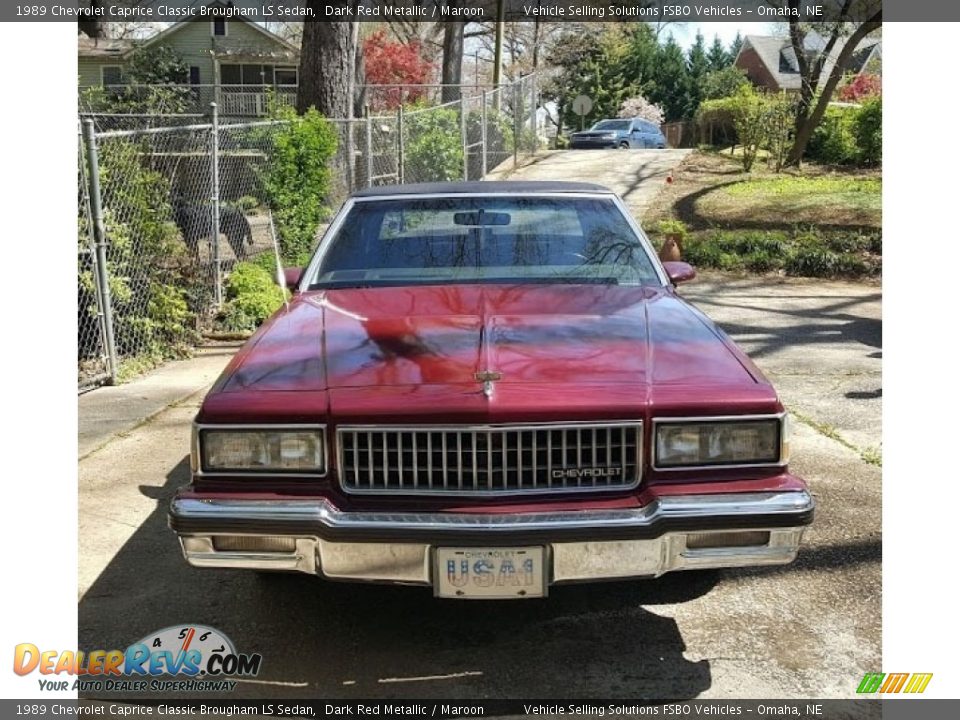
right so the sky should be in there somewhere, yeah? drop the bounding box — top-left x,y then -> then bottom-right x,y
665,22 -> 778,50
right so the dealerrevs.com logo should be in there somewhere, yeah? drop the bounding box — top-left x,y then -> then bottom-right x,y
14,625 -> 262,693
857,672 -> 933,694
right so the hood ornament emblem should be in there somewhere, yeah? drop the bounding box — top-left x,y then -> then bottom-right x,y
474,370 -> 502,398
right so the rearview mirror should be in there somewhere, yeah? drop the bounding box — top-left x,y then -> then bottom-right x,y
662,261 -> 696,285
283,267 -> 303,291
453,211 -> 511,226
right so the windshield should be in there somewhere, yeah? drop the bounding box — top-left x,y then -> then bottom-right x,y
307,196 -> 662,290
591,120 -> 631,131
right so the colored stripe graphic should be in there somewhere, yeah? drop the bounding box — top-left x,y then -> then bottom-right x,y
881,673 -> 909,693
903,673 -> 933,694
857,672 -> 932,694
857,673 -> 885,693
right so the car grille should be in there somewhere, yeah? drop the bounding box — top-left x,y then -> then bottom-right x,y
337,422 -> 642,496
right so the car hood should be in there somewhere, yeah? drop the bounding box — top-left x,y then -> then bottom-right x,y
213,284 -> 764,395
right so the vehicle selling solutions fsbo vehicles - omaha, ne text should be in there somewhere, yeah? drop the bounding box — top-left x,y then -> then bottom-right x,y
169,181 -> 814,600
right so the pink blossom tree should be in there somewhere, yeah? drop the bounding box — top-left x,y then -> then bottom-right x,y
618,96 -> 665,125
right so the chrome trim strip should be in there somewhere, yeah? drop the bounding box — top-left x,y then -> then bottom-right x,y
650,412 -> 788,472
176,526 -> 809,583
334,421 -> 643,497
170,490 -> 814,532
192,423 -> 329,478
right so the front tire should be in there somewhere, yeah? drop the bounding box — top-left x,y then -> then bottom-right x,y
618,141 -> 630,150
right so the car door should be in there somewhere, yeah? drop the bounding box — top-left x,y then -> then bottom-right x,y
647,122 -> 666,148
628,120 -> 646,148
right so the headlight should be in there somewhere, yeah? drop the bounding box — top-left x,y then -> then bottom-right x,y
654,416 -> 787,469
198,427 -> 326,474
604,132 -> 617,139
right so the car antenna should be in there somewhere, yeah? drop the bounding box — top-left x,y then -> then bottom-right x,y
268,209 -> 290,312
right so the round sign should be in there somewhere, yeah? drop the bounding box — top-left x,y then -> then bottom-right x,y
571,95 -> 593,116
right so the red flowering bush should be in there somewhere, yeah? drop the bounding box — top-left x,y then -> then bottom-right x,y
838,74 -> 881,103
362,30 -> 435,110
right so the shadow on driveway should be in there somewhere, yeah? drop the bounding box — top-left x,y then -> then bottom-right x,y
79,458 -> 713,700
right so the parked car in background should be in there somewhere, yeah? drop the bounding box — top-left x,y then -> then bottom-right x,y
169,181 -> 813,600
570,119 -> 667,149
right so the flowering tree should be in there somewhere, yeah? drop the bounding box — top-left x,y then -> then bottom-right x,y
838,74 -> 882,103
362,30 -> 435,110
617,95 -> 665,125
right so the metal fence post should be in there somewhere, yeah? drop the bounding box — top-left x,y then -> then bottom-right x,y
81,119 -> 119,385
513,82 -> 521,168
397,105 -> 404,184
481,91 -> 488,178
346,121 -> 355,192
529,75 -> 538,155
210,102 -> 222,308
461,95 -> 469,181
365,114 -> 374,188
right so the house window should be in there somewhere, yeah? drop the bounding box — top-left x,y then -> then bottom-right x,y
221,64 -> 298,87
189,66 -> 201,85
212,19 -> 227,37
274,67 -> 298,86
242,64 -> 268,85
220,64 -> 241,86
101,65 -> 125,86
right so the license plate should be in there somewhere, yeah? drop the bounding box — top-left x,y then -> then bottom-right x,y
435,547 -> 546,599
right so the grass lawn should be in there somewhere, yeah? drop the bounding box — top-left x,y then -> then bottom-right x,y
699,175 -> 881,229
644,150 -> 881,279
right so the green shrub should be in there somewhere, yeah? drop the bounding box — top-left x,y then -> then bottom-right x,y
853,97 -> 882,166
247,250 -> 280,277
808,106 -> 859,165
464,109 -> 515,177
263,105 -> 338,261
219,262 -> 286,332
230,195 -> 261,212
657,219 -> 688,238
681,227 -> 881,279
88,138 -> 199,367
702,86 -> 795,171
403,107 -> 464,182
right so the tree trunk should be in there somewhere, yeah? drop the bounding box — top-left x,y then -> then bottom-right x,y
296,15 -> 356,118
785,17 -> 881,165
441,21 -> 465,103
78,0 -> 105,38
532,20 -> 541,70
353,22 -> 366,118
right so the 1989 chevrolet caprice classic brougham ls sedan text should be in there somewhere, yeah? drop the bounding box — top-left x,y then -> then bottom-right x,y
169,181 -> 814,599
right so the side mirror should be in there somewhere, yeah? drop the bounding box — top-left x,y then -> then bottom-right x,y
662,261 -> 696,285
283,267 -> 303,291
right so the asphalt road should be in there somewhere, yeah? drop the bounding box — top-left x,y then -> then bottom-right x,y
77,272 -> 880,702
488,148 -> 693,219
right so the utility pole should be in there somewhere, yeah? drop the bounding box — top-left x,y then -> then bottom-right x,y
493,0 -> 505,90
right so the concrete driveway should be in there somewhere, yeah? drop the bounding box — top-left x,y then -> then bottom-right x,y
77,273 -> 880,701
490,149 -> 692,217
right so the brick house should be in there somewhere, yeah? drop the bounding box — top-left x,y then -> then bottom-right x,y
734,33 -> 881,93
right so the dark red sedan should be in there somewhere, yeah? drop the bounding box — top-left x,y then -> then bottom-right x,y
169,181 -> 813,599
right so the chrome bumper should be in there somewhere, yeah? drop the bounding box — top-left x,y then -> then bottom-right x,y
170,491 -> 813,586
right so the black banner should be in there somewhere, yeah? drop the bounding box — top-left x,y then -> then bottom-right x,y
0,699 -> 906,719
9,1 -> 899,24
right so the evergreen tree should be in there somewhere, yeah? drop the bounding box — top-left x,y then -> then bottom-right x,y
729,31 -> 744,61
686,31 -> 711,117
650,36 -> 690,121
707,34 -> 729,70
621,23 -> 659,99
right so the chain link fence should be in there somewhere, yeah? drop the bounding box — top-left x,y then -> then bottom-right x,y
77,75 -> 543,391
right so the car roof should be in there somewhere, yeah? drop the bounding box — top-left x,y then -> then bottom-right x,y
351,181 -> 615,198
